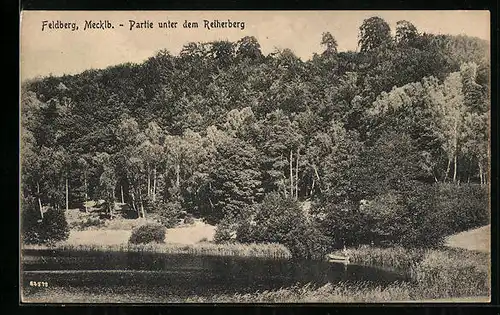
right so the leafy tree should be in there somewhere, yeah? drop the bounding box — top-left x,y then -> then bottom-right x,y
395,20 -> 419,46
207,138 -> 263,224
95,152 -> 117,216
320,32 -> 338,56
236,36 -> 263,61
358,16 -> 393,52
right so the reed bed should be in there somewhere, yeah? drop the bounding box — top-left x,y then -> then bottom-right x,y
334,245 -> 426,272
332,245 -> 491,299
22,242 -> 292,259
184,282 -> 414,303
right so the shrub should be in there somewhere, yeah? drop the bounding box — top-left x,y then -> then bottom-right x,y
184,214 -> 195,225
22,200 -> 70,245
129,223 -> 166,244
214,215 -> 238,244
39,207 -> 71,244
318,180 -> 491,249
235,193 -> 329,259
398,183 -> 447,247
319,181 -> 478,249
74,217 -> 105,230
21,196 -> 43,245
412,249 -> 490,298
198,237 -> 209,243
315,201 -> 372,249
435,183 -> 489,235
354,182 -> 447,248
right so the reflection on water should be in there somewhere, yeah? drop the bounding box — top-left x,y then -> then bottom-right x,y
21,249 -> 409,297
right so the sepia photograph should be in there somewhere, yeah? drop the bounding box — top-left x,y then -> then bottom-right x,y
19,10 -> 491,303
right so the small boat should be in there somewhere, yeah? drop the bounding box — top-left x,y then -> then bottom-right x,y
326,253 -> 350,264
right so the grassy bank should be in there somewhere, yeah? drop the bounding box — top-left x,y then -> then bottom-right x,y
22,242 -> 292,259
333,246 -> 490,299
22,281 -> 489,303
22,282 -> 412,303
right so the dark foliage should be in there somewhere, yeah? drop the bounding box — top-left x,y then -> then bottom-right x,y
317,181 -> 490,249
128,223 -> 166,244
21,196 -> 44,244
184,214 -> 195,225
22,199 -> 70,245
434,183 -> 490,234
235,193 -> 330,259
150,199 -> 181,228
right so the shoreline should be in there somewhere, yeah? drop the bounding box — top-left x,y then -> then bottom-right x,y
21,242 -> 293,259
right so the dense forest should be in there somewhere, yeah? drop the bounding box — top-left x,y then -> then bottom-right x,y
21,17 -> 490,257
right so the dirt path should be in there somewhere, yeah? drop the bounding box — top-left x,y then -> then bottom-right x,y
445,225 -> 490,253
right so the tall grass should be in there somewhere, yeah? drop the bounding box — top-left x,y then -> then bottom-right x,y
411,248 -> 490,298
22,242 -> 292,259
333,245 -> 490,299
23,280 -> 490,304
184,282 -> 414,303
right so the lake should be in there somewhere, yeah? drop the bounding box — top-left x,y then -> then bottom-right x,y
21,248 -> 409,302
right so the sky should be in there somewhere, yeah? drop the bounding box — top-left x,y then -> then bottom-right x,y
20,10 -> 490,80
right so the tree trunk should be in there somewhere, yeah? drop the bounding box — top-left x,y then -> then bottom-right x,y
313,165 -> 320,193
147,163 -> 151,197
121,185 -> 124,204
279,153 -> 287,198
453,154 -> 458,183
84,172 -> 88,213
289,149 -> 293,198
84,172 -> 88,200
130,186 -> 138,215
444,158 -> 451,182
65,175 -> 69,211
110,189 -> 115,217
295,147 -> 299,200
478,161 -> 484,186
152,167 -> 157,202
37,181 -> 43,219
139,192 -> 146,219
452,118 -> 459,183
310,176 -> 315,197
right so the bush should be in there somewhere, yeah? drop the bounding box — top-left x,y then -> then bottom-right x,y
435,183 -> 489,235
40,207 -> 71,244
21,196 -> 43,245
129,223 -> 166,244
184,214 -> 195,225
315,201 -> 372,250
74,217 -> 105,230
235,193 -> 329,259
321,181 -> 489,249
22,202 -> 71,245
214,214 -> 238,244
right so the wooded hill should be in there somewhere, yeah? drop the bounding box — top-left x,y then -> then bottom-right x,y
21,17 -> 490,250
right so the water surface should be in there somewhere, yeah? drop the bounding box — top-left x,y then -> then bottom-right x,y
21,249 -> 409,299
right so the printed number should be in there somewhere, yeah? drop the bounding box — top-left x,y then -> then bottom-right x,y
29,281 -> 48,287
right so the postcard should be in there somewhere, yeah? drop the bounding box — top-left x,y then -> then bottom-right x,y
20,10 -> 491,303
